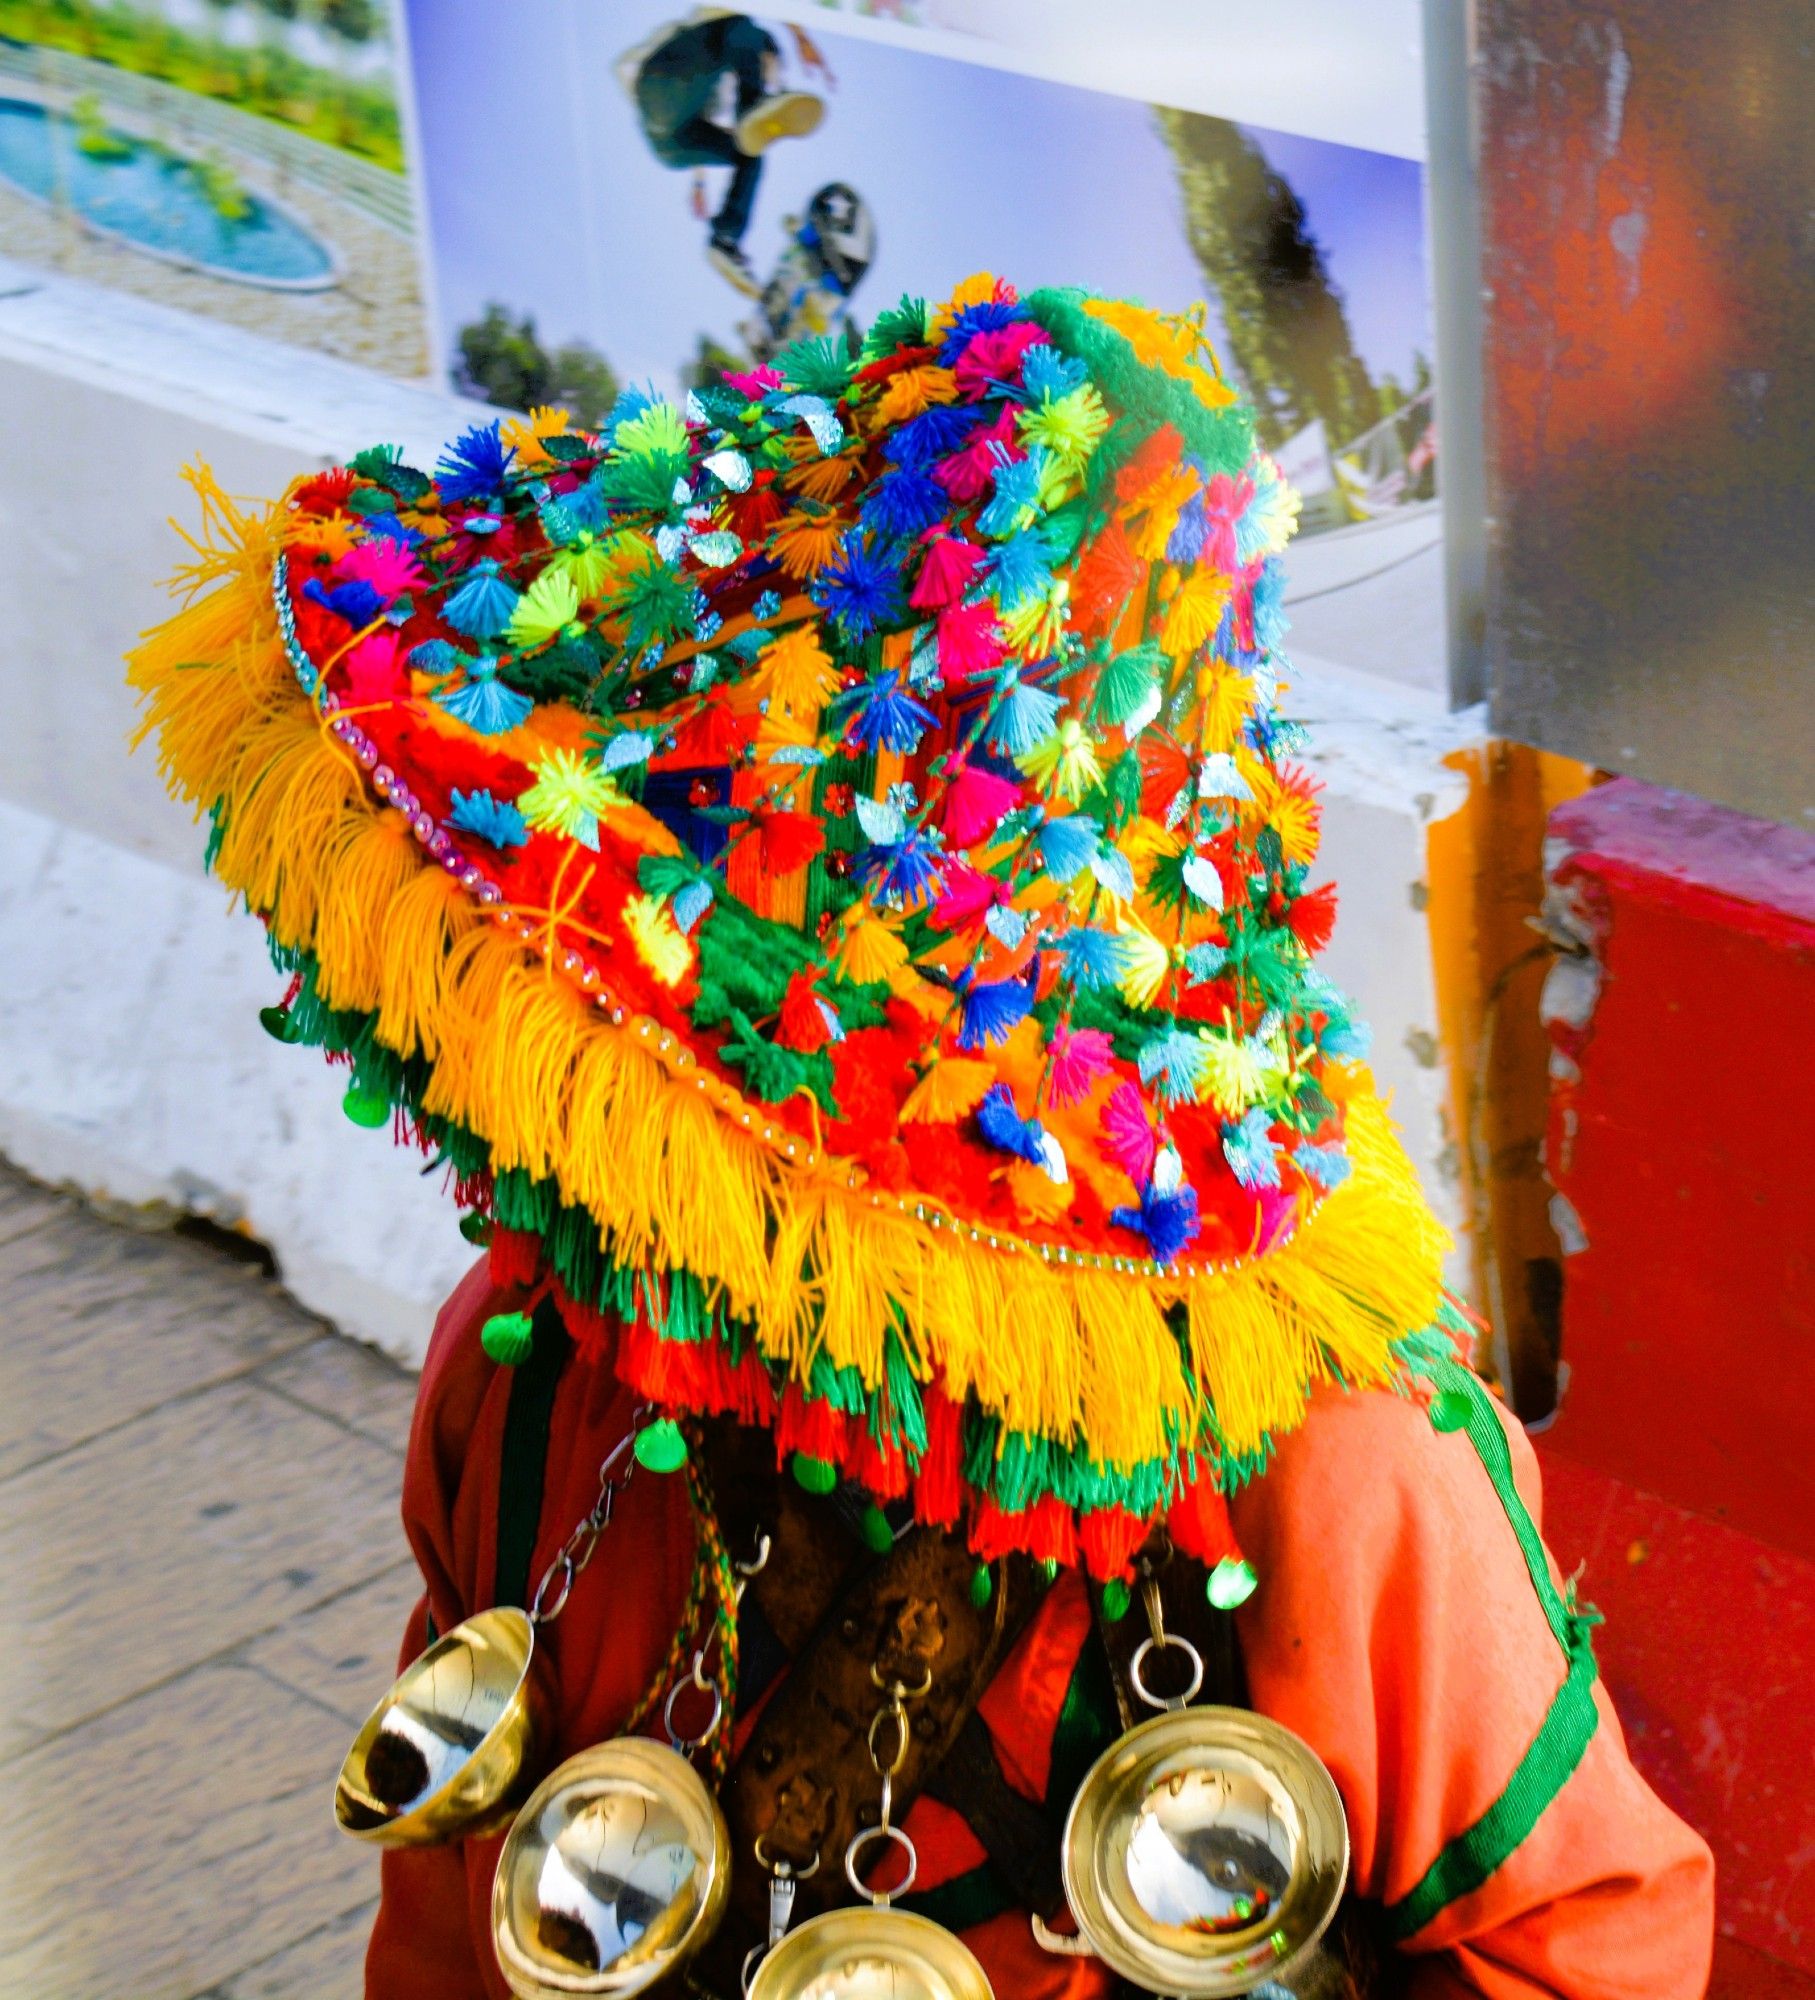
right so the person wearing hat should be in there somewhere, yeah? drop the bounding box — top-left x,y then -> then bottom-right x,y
132,274 -> 1713,1998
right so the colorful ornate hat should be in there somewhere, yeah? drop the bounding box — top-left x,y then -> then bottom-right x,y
132,275 -> 1455,1583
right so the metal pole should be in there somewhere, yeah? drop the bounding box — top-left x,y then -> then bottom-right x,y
1422,0 -> 1489,711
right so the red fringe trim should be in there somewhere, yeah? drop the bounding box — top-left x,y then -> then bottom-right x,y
1166,1467 -> 1240,1568
1078,1505 -> 1148,1582
912,1389 -> 964,1528
972,1495 -> 1079,1567
488,1227 -> 543,1288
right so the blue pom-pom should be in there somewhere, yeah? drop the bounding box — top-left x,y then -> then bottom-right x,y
448,787 -> 528,849
444,560 -> 521,640
976,1082 -> 1048,1164
302,577 -> 383,627
433,663 -> 533,737
861,468 -> 949,541
436,421 -> 515,503
884,404 -> 978,468
956,968 -> 1037,1050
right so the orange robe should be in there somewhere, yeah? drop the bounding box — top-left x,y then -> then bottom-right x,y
366,1262 -> 1713,1997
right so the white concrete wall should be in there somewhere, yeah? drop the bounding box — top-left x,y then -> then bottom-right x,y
0,260 -> 1481,1363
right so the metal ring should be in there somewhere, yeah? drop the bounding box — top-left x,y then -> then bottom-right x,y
664,1673 -> 725,1750
753,1835 -> 821,1879
867,1704 -> 910,1777
529,1551 -> 576,1626
1128,1631 -> 1205,1712
844,1821 -> 918,1906
869,1659 -> 934,1699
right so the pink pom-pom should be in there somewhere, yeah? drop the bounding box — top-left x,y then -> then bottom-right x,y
344,629 -> 403,703
953,321 -> 1050,400
936,600 -> 1005,685
1049,1023 -> 1114,1107
337,537 -> 426,600
941,757 -> 1023,847
1101,1081 -> 1158,1185
933,860 -> 1011,930
935,407 -> 1022,501
910,534 -> 984,611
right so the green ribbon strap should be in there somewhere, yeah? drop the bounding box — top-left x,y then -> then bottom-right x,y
1384,1359 -> 1603,1942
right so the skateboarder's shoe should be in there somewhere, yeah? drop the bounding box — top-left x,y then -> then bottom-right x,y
734,91 -> 824,157
707,238 -> 762,297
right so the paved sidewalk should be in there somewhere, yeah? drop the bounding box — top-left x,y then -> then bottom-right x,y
0,1162 -> 424,1999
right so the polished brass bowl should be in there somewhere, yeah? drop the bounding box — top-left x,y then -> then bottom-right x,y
749,1907 -> 995,1999
1060,1706 -> 1347,1997
491,1737 -> 731,1998
335,1607 -> 539,1846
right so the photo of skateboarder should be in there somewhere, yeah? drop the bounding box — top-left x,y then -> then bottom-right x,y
616,8 -> 833,295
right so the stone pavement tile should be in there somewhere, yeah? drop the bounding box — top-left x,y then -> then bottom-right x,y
258,1335 -> 418,1457
0,1661 -> 381,2000
0,1380 -> 404,1737
209,1900 -> 376,2000
0,1168 -> 65,1247
0,1190 -> 322,1482
242,1561 -> 422,1727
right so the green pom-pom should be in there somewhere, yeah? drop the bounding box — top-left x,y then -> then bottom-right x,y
633,1418 -> 688,1474
258,1004 -> 299,1044
1100,1577 -> 1132,1623
1207,1557 -> 1259,1610
791,1453 -> 837,1495
480,1309 -> 535,1366
1429,1386 -> 1473,1434
458,1211 -> 492,1246
968,1563 -> 994,1609
859,1502 -> 894,1554
341,1082 -> 391,1128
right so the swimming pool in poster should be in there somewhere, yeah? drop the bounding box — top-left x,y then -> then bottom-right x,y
0,96 -> 336,288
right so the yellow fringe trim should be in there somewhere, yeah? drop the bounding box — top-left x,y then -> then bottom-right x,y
128,474 -> 1450,1471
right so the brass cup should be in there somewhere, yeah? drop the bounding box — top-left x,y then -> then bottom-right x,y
334,1607 -> 540,1846
748,1907 -> 995,2000
490,1737 -> 731,1998
1060,1705 -> 1348,1997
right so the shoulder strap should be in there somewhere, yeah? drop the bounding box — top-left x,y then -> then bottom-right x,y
492,1296 -> 571,1612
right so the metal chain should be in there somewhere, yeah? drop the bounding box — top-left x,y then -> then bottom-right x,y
526,1404 -> 651,1627
843,1656 -> 932,1906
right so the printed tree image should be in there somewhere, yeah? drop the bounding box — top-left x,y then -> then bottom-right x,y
455,305 -> 621,427
1156,106 -> 1376,450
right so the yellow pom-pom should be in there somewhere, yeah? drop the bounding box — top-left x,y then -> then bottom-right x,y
901,1057 -> 997,1124
621,894 -> 692,988
1160,568 -> 1230,660
1116,925 -> 1173,1010
832,912 -> 909,985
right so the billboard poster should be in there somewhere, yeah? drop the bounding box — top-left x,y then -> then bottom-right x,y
402,2 -> 1436,542
0,0 -> 432,375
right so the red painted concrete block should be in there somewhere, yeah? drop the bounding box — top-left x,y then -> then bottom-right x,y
1537,776 -> 1815,1988
1538,1450 -> 1815,1979
1541,778 -> 1815,1556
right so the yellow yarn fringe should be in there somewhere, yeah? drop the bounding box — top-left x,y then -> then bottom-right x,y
128,474 -> 1450,1472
